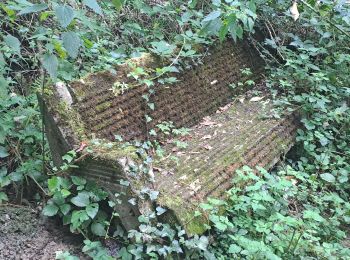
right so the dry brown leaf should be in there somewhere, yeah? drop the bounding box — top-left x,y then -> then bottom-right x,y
201,135 -> 212,140
250,96 -> 264,102
201,116 -> 216,126
203,144 -> 213,150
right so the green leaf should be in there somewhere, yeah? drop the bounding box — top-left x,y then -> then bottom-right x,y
54,5 -> 75,28
203,10 -> 221,23
86,203 -> 99,219
0,192 -> 8,204
60,204 -> 71,215
71,192 -> 90,207
189,0 -> 198,8
91,222 -> 106,236
0,146 -> 9,158
48,177 -> 60,192
150,41 -> 176,56
112,0 -> 124,11
320,173 -> 335,183
42,54 -> 58,78
228,244 -> 241,254
18,4 -> 48,15
43,204 -> 59,216
61,189 -> 71,198
83,0 -> 103,15
62,32 -> 81,59
71,176 -> 86,186
4,34 -> 21,54
71,210 -> 89,228
303,210 -> 324,222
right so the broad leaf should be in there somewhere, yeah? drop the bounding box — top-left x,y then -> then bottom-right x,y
42,54 -> 58,78
62,32 -> 81,58
60,204 -> 71,215
48,176 -> 60,192
54,5 -> 75,28
4,34 -> 21,54
83,0 -> 103,15
112,0 -> 124,11
86,203 -> 99,219
320,173 -> 335,183
0,146 -> 9,158
0,192 -> 8,204
91,222 -> 106,236
71,192 -> 90,207
43,204 -> 59,216
18,4 -> 48,15
71,176 -> 86,186
203,10 -> 221,23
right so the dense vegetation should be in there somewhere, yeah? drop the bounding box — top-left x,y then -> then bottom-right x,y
1,0 -> 349,259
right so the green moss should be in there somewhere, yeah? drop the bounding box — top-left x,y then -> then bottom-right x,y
73,87 -> 86,101
56,101 -> 87,140
96,101 -> 112,112
158,194 -> 208,234
185,216 -> 207,235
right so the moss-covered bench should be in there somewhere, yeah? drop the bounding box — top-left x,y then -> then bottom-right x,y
39,40 -> 298,234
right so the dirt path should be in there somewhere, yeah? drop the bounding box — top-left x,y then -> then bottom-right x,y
0,205 -> 84,260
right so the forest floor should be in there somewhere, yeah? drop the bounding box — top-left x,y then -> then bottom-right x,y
0,205 -> 85,260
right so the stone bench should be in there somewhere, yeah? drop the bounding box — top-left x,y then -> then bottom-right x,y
39,40 -> 298,234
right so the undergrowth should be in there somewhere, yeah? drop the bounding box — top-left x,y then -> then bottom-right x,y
1,0 -> 349,259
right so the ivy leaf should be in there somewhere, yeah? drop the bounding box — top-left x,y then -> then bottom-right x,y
4,34 -> 21,54
71,176 -> 86,186
156,206 -> 166,216
91,222 -> 106,236
60,204 -> 71,215
0,146 -> 9,158
61,189 -> 71,198
83,0 -> 103,15
150,41 -> 176,56
18,4 -> 48,15
43,204 -> 59,216
54,5 -> 75,28
303,210 -> 324,222
71,192 -> 90,207
320,173 -> 335,183
228,244 -> 242,254
48,176 -> 60,192
0,192 -> 8,204
62,32 -> 81,59
42,54 -> 58,78
86,203 -> 99,219
197,236 -> 209,251
112,0 -> 124,11
149,190 -> 159,201
203,10 -> 221,23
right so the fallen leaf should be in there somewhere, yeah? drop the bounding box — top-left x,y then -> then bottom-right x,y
289,1 -> 300,21
201,116 -> 216,126
217,103 -> 232,113
203,144 -> 213,150
250,96 -> 264,102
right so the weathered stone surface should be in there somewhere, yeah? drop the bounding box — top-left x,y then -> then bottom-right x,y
40,40 -> 297,234
154,99 -> 298,233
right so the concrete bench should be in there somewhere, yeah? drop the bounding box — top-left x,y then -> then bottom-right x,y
39,40 -> 298,234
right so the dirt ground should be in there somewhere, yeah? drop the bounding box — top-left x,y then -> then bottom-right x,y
0,205 -> 84,260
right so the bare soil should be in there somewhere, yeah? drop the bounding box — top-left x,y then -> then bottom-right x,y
0,205 -> 84,260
